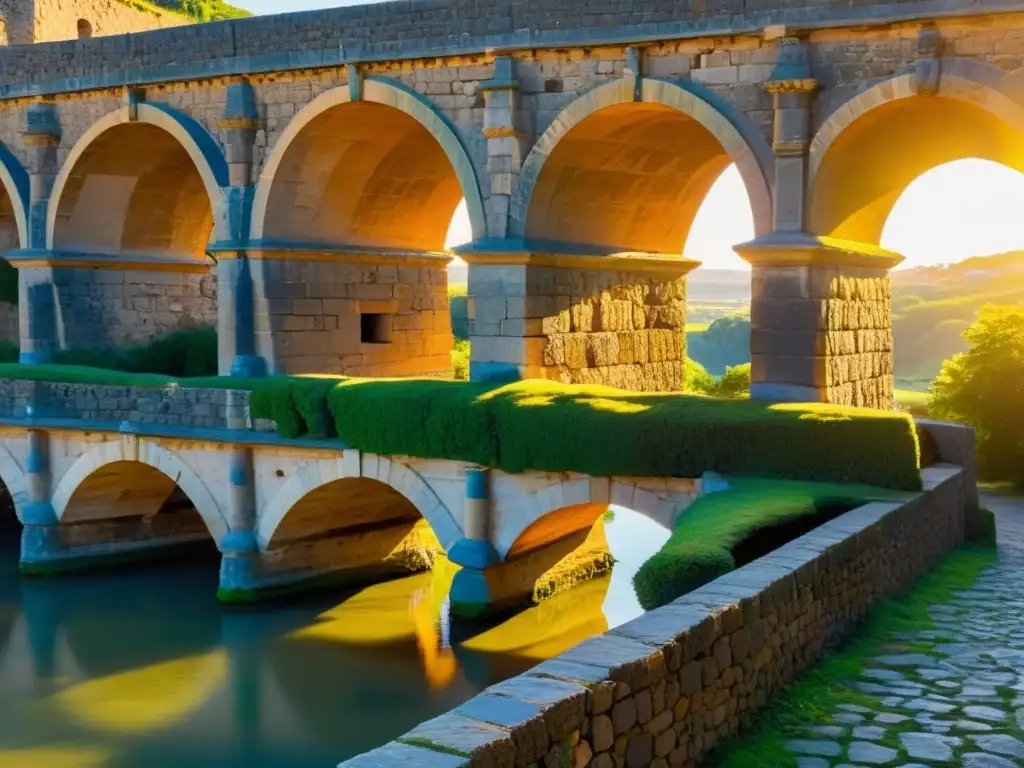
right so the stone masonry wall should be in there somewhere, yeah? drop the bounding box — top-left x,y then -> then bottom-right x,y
253,257 -> 452,378
0,0 -> 1012,94
750,265 -> 894,408
33,0 -> 188,43
470,264 -> 688,391
342,427 -> 973,768
45,266 -> 217,349
0,378 -> 252,430
0,0 -> 186,45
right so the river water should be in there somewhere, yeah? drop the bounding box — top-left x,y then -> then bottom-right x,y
0,510 -> 668,768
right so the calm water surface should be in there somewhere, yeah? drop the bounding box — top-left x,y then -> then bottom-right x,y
0,511 -> 668,768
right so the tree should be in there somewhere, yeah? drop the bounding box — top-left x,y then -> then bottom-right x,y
715,363 -> 751,398
687,316 -> 750,375
685,357 -> 717,395
930,305 -> 1024,486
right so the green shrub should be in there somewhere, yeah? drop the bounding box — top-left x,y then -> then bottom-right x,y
266,377 -> 924,490
0,260 -> 17,305
632,478 -> 909,609
451,339 -> 470,381
0,341 -> 18,364
715,362 -> 750,398
329,378 -> 500,467
51,326 -> 218,378
0,360 -> 922,490
634,543 -> 735,610
685,358 -> 716,395
249,377 -> 306,439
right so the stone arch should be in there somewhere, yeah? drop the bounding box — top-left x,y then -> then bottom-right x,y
50,438 -> 228,543
256,453 -> 461,552
0,143 -> 29,252
512,77 -> 773,252
0,441 -> 29,522
46,102 -> 230,255
495,475 -> 694,560
250,75 -> 487,249
808,66 -> 1024,245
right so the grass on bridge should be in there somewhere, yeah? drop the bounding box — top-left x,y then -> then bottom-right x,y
632,478 -> 912,610
0,364 -> 922,493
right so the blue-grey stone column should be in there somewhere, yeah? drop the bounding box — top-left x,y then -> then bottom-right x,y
19,429 -> 60,574
216,78 -> 266,378
218,448 -> 260,606
449,467 -> 499,619
18,102 -> 61,365
218,447 -> 260,601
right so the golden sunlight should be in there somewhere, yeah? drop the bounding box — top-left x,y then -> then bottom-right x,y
50,651 -> 227,734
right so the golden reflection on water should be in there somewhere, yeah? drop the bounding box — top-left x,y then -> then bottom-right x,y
48,650 -> 227,734
288,562 -> 612,692
0,529 -> 632,766
0,745 -> 112,768
462,574 -> 610,660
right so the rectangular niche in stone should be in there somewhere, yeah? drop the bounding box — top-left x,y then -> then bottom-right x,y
360,313 -> 393,345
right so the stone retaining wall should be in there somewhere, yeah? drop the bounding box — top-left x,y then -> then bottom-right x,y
0,378 -> 252,430
341,427 -> 973,768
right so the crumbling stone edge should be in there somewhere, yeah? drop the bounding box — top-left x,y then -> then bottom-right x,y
339,425 -> 974,768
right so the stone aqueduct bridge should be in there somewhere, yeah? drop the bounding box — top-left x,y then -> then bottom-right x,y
0,381 -> 700,616
0,0 -> 1019,406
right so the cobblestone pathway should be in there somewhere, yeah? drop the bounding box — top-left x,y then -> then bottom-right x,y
783,496 -> 1024,767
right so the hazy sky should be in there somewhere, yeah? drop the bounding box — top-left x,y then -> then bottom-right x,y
239,3 -> 1024,270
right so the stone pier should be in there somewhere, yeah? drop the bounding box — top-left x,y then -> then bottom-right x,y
462,248 -> 699,390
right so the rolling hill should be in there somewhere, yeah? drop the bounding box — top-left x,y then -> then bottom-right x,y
137,0 -> 250,21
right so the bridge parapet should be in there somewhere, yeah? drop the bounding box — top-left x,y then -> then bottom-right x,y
0,0 -> 1015,100
0,377 -> 255,430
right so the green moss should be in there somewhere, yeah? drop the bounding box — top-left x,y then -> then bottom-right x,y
397,739 -> 471,758
533,551 -> 615,603
633,478 -> 911,610
710,545 -> 996,767
0,365 -> 921,490
324,379 -> 921,490
0,363 -> 261,391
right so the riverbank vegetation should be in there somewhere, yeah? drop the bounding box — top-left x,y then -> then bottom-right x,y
632,479 -> 910,610
930,305 -> 1024,488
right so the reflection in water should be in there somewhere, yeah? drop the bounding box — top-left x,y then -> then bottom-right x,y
0,507 -> 667,766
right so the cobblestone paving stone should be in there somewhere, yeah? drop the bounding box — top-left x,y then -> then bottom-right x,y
783,497 -> 1024,767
